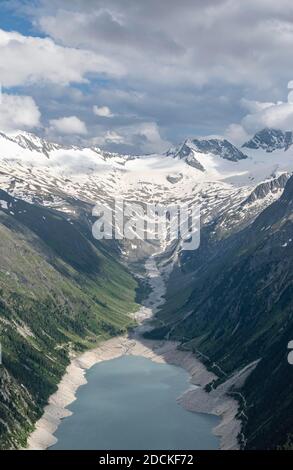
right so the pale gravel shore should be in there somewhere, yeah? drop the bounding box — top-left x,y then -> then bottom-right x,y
27,335 -> 246,451
27,254 -> 246,451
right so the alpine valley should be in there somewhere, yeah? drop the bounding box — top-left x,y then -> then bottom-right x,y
1,127 -> 293,449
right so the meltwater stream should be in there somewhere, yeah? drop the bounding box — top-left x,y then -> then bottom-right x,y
50,355 -> 220,450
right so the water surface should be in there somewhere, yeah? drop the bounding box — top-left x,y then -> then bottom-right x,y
51,355 -> 220,450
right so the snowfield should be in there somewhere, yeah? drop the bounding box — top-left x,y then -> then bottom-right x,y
0,129 -> 292,244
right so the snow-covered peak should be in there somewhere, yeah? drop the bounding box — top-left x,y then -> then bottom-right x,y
243,128 -> 293,153
2,128 -> 293,252
9,131 -> 73,158
1,130 -> 134,165
166,136 -> 247,171
166,141 -> 205,171
190,137 -> 248,161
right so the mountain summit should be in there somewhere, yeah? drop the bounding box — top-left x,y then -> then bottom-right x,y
190,137 -> 248,161
166,137 -> 248,170
243,128 -> 293,152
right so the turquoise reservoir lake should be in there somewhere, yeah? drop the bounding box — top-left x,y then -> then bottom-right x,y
51,355 -> 220,450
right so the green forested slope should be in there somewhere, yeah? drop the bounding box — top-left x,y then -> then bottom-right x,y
0,190 -> 138,449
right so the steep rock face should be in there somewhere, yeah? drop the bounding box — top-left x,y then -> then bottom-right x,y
242,173 -> 290,205
166,173 -> 183,184
191,138 -> 248,161
12,132 -> 66,157
166,141 -> 205,171
150,175 -> 293,449
243,128 -> 293,152
166,137 -> 247,169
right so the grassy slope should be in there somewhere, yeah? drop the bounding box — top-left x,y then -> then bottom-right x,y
0,192 -> 138,449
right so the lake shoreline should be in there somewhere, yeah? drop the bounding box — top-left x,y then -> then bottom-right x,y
26,334 -> 242,451
27,254 -> 244,451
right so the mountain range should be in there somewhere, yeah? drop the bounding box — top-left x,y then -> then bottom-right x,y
1,127 -> 293,448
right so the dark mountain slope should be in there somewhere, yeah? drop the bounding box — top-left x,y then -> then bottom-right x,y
243,128 -> 293,152
150,176 -> 293,449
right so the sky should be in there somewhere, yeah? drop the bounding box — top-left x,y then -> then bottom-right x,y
1,0 -> 293,154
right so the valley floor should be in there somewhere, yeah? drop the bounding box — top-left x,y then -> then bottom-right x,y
26,255 -> 242,451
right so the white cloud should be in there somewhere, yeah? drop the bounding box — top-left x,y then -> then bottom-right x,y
0,28 -> 124,87
92,122 -> 171,153
93,105 -> 114,117
104,131 -> 124,143
133,122 -> 171,153
240,99 -> 275,114
5,1 -> 293,151
226,99 -> 293,144
34,0 -> 293,89
242,102 -> 293,132
225,123 -> 250,145
0,93 -> 41,132
49,116 -> 88,135
92,130 -> 125,146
